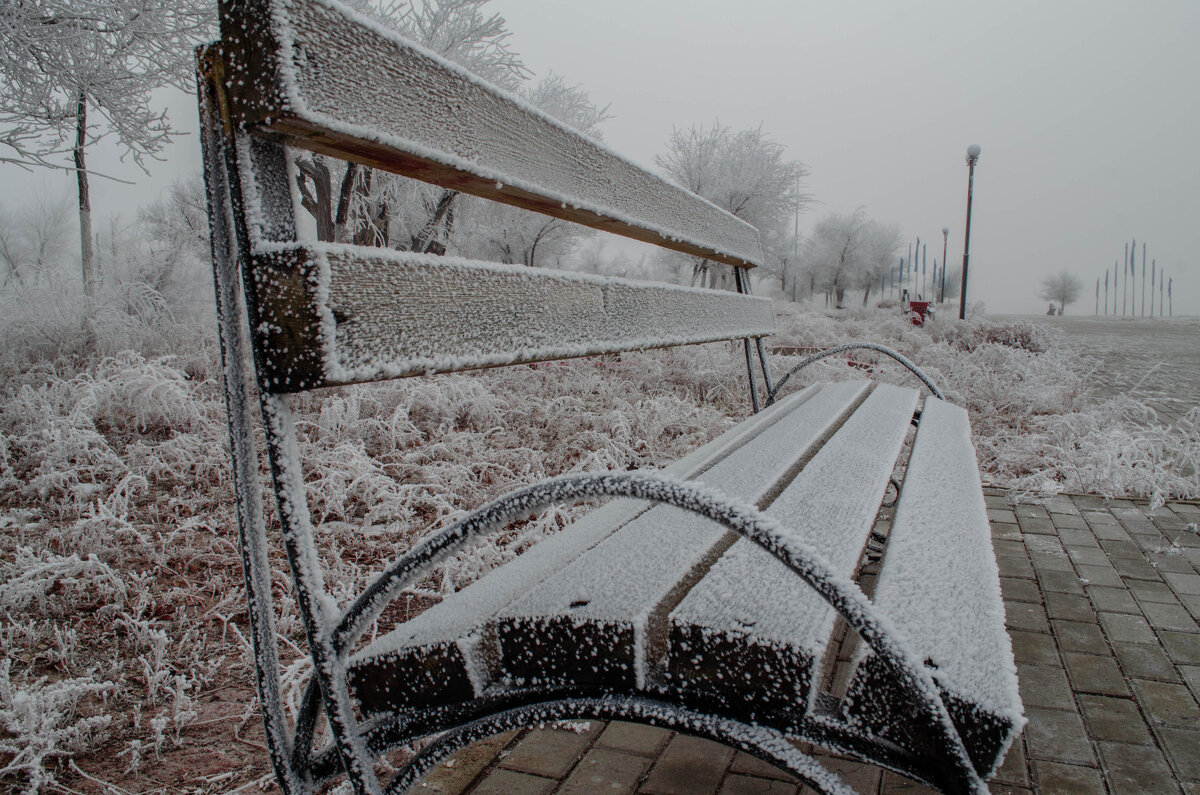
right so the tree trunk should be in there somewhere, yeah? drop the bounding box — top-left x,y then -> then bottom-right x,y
296,156 -> 335,241
74,91 -> 96,297
862,286 -> 871,307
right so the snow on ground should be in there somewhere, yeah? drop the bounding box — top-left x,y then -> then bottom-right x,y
0,286 -> 1196,790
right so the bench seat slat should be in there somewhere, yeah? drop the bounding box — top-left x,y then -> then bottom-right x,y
219,0 -> 764,269
247,244 -> 776,391
493,381 -> 869,693
842,398 -> 1022,777
666,384 -> 918,724
347,385 -> 825,714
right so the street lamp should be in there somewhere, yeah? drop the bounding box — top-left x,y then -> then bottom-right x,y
940,227 -> 949,303
959,144 -> 981,320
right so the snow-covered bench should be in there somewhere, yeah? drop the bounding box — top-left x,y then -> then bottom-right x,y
197,0 -> 1023,792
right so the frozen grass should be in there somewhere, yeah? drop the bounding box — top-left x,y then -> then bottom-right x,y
0,285 -> 1196,790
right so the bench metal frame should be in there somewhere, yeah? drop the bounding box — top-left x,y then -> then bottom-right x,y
198,2 -> 1010,792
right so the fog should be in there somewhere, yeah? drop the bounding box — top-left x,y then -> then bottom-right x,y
4,0 -> 1197,315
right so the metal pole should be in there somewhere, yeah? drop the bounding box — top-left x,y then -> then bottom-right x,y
940,228 -> 948,303
959,145 -> 980,320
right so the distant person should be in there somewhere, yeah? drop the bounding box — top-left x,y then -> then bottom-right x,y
1047,303 -> 1056,315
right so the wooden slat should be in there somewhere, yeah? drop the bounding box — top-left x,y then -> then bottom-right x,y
842,398 -> 1022,778
347,385 -> 824,715
492,381 -> 870,695
666,384 -> 918,728
246,243 -> 776,391
217,0 -> 765,268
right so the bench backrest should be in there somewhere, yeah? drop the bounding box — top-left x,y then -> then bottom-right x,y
203,0 -> 777,393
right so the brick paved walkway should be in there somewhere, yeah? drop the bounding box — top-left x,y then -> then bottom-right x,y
410,493 -> 1200,794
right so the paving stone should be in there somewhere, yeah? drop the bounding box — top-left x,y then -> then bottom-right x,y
1164,571 -> 1200,596
1160,630 -> 1200,664
1063,651 -> 1130,696
640,734 -> 734,795
1129,578 -> 1184,604
1005,601 -> 1049,633
985,493 -> 1012,509
1043,496 -> 1080,515
1016,503 -> 1050,519
1082,509 -> 1120,527
998,556 -> 1035,580
1026,534 -> 1065,554
1086,586 -> 1139,614
1150,551 -> 1199,574
989,508 -> 1018,524
1001,576 -> 1042,603
1036,569 -> 1085,595
1066,546 -> 1110,567
1155,726 -> 1200,780
1010,630 -> 1060,665
1044,592 -> 1095,623
878,772 -> 941,793
1113,641 -> 1181,682
1023,706 -> 1094,765
1131,679 -> 1200,726
1018,516 -> 1056,535
597,722 -> 672,756
1097,742 -> 1177,795
991,522 -> 1023,542
471,768 -> 557,794
989,735 -> 1029,786
1112,555 -> 1163,581
1182,592 -> 1200,621
1141,600 -> 1200,632
1099,611 -> 1157,644
418,731 -> 520,794
994,539 -> 1028,558
1098,538 -> 1141,558
1018,665 -> 1076,711
1051,619 -> 1108,654
560,746 -> 652,795
1058,525 -> 1099,546
501,725 -> 601,779
1076,693 -> 1153,745
1053,515 -> 1092,533
1072,495 -> 1110,511
1091,522 -> 1133,542
728,752 -> 797,782
1182,665 -> 1200,700
1031,760 -> 1104,794
1075,564 -> 1124,588
717,774 -> 797,795
804,755 -> 881,793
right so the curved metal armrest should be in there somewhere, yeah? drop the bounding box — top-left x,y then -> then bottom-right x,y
320,471 -> 983,793
766,342 -> 945,404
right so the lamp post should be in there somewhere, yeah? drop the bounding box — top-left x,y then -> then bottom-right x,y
959,144 -> 981,320
940,227 -> 949,303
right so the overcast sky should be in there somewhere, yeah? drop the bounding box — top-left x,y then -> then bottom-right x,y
6,0 -> 1197,315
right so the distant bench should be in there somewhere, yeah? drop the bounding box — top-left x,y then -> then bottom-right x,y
197,1 -> 1023,792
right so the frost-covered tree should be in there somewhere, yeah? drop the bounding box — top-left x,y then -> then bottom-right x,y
0,196 -> 73,287
802,210 -> 900,307
1038,270 -> 1083,314
656,122 -> 809,289
0,0 -> 213,296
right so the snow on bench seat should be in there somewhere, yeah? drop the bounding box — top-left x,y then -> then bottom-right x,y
347,383 -> 834,715
842,397 -> 1023,778
666,384 -> 918,728
245,244 -> 775,391
218,0 -> 764,269
492,381 -> 869,695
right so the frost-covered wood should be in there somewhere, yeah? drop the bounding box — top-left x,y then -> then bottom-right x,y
842,398 -> 1022,779
493,382 -> 866,692
666,384 -> 917,725
217,0 -> 764,268
246,243 -> 775,391
346,385 -> 828,714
